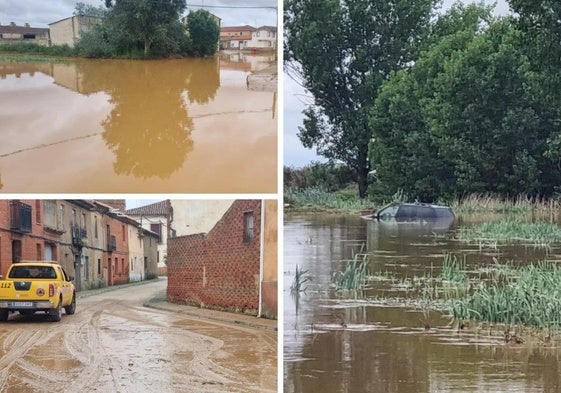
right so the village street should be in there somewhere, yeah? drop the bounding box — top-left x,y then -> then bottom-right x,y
0,279 -> 277,393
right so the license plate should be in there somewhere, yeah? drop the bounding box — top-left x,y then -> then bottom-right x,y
11,302 -> 33,307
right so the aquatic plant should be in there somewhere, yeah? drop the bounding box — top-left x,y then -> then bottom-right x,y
333,253 -> 369,291
457,218 -> 561,246
449,261 -> 561,330
290,265 -> 312,294
440,254 -> 468,284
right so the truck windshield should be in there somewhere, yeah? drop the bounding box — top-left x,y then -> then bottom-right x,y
8,266 -> 56,279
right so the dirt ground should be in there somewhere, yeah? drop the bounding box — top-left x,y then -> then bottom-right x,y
0,279 -> 277,392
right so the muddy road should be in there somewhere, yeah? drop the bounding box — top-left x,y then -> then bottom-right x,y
0,279 -> 277,392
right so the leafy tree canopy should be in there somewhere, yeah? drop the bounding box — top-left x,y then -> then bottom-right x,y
369,5 -> 561,201
185,10 -> 220,57
74,2 -> 107,18
285,0 -> 438,198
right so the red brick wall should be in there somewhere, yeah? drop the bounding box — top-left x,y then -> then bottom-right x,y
103,215 -> 129,286
167,200 -> 261,313
0,200 -> 62,277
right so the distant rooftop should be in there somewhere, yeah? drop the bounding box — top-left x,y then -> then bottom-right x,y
0,22 -> 49,34
125,200 -> 167,216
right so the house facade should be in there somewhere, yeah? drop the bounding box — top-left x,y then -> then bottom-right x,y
0,22 -> 50,45
249,26 -> 277,50
125,200 -> 170,276
166,199 -> 278,319
49,16 -> 101,47
219,25 -> 255,50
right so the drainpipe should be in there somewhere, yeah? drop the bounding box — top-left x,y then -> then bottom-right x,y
258,200 -> 265,318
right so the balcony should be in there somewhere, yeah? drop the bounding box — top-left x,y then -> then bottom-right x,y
71,223 -> 87,247
108,235 -> 116,252
10,201 -> 32,232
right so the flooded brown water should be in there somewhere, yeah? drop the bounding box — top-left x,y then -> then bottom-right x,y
0,54 -> 277,193
284,214 -> 561,393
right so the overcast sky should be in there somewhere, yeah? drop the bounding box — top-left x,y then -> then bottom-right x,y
284,0 -> 511,167
0,0 -> 277,28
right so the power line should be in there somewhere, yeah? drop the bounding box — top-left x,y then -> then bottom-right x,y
185,4 -> 277,10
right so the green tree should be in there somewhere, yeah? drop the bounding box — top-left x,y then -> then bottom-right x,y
507,0 -> 561,179
104,0 -> 186,57
284,0 -> 438,198
369,6 -> 561,200
74,2 -> 107,18
186,10 -> 220,57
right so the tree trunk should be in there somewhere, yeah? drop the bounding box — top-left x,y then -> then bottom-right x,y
357,167 -> 369,199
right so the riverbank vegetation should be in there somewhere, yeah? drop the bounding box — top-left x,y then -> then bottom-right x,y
363,255 -> 561,339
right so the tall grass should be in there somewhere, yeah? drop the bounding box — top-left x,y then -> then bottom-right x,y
284,186 -> 374,212
457,218 -> 561,246
451,193 -> 561,215
450,261 -> 561,329
333,253 -> 369,291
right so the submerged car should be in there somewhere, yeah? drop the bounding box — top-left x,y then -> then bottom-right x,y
365,202 -> 455,221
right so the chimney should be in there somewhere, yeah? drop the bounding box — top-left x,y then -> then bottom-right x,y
25,23 -> 30,28
10,22 -> 16,27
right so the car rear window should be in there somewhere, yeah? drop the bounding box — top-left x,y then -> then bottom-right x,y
8,266 -> 56,279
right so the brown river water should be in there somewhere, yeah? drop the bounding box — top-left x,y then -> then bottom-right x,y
284,214 -> 561,393
0,53 -> 277,193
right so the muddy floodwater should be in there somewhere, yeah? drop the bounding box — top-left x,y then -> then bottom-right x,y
284,214 -> 561,393
0,279 -> 276,392
0,53 -> 277,193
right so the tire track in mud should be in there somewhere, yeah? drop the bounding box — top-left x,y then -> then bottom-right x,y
0,328 -> 64,389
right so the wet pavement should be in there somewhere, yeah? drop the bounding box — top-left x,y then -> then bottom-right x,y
0,278 -> 277,392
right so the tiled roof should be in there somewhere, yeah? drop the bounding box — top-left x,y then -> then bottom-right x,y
125,200 -> 167,216
256,25 -> 277,32
221,25 -> 256,32
0,24 -> 49,34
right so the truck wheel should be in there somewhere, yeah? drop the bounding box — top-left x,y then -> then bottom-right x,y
65,294 -> 76,315
50,299 -> 62,322
0,309 -> 8,322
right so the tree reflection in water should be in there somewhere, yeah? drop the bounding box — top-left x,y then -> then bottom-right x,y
78,58 -> 220,179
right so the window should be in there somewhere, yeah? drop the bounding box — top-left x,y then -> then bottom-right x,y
12,240 -> 21,263
244,211 -> 254,243
71,209 -> 77,226
151,223 -> 162,242
43,200 -> 57,229
122,225 -> 125,242
98,258 -> 101,275
82,212 -> 86,228
36,243 -> 42,260
94,216 -> 98,239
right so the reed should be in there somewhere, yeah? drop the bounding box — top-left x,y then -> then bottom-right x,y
290,265 -> 312,294
450,261 -> 561,329
284,186 -> 374,212
451,193 -> 561,215
333,253 -> 369,291
457,218 -> 561,246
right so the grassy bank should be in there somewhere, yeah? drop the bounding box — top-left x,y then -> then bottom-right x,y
0,42 -> 75,57
284,186 -> 375,213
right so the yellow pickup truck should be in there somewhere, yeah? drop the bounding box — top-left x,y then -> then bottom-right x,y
0,262 -> 76,322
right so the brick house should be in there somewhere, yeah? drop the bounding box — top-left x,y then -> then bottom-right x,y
0,200 -> 62,277
167,200 -> 277,318
93,201 -> 130,286
0,22 -> 50,46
